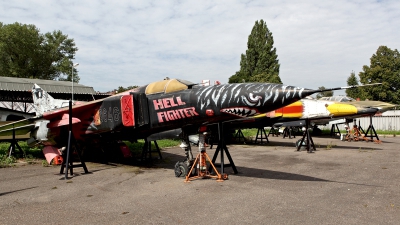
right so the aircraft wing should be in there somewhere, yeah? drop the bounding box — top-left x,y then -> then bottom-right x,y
41,99 -> 104,121
0,117 -> 40,136
346,101 -> 397,113
0,99 -> 104,138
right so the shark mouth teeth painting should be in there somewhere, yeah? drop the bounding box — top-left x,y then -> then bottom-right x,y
221,107 -> 258,117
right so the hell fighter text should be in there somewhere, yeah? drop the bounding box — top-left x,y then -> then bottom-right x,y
153,97 -> 199,123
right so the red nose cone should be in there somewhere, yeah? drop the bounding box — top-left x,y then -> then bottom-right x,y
206,109 -> 214,116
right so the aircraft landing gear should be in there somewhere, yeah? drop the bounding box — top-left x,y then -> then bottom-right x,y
174,137 -> 194,178
184,132 -> 228,183
174,161 -> 189,178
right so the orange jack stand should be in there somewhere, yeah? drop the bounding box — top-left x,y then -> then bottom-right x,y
184,150 -> 228,183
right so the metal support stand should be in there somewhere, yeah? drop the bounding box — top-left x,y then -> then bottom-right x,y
233,128 -> 246,143
60,131 -> 89,177
364,116 -> 380,141
355,119 -> 365,134
8,125 -> 24,158
185,132 -> 227,182
210,123 -> 238,174
296,120 -> 315,153
61,100 -> 89,179
330,124 -> 341,137
141,139 -> 162,162
254,127 -> 269,144
282,127 -> 295,139
268,126 -> 279,137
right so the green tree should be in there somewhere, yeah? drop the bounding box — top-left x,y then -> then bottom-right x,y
359,46 -> 400,104
346,71 -> 364,100
316,86 -> 333,99
115,85 -> 139,93
229,19 -> 281,84
0,22 -> 78,82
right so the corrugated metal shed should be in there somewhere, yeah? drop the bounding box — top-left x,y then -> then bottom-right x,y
0,77 -> 96,94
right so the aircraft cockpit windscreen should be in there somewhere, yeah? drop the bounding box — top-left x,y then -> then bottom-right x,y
320,96 -> 356,102
339,96 -> 355,102
175,79 -> 196,87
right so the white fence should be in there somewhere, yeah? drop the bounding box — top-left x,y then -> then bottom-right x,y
320,110 -> 400,131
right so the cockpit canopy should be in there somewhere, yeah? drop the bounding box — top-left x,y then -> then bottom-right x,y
145,79 -> 196,95
319,96 -> 355,102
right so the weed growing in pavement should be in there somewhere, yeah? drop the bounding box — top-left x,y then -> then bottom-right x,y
358,147 -> 371,153
0,154 -> 16,167
42,160 -> 49,167
25,154 -> 37,164
326,141 -> 336,150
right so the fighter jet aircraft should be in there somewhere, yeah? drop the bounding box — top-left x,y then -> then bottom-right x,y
220,89 -> 388,151
265,95 -> 396,137
223,94 -> 385,131
268,96 -> 392,127
0,78 -> 368,173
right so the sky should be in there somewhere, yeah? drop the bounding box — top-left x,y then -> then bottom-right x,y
1,0 -> 399,95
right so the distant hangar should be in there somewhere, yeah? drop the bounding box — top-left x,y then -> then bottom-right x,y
0,76 -> 109,103
0,77 -> 110,116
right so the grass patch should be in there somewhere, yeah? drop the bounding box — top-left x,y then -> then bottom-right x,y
0,154 -> 16,167
0,139 -> 181,166
0,142 -> 43,158
321,129 -> 400,136
0,142 -> 43,167
240,128 -> 259,137
132,139 -> 180,149
125,139 -> 180,156
325,141 -> 336,150
238,128 -> 268,141
374,130 -> 400,135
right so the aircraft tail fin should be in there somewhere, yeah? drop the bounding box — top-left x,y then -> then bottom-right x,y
32,84 -> 70,116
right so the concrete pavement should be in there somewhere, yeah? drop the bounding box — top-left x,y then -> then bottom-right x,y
1,135 -> 399,224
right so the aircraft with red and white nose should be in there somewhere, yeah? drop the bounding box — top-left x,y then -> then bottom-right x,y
0,78 -> 373,171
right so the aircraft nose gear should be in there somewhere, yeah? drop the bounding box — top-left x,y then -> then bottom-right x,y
174,161 -> 189,178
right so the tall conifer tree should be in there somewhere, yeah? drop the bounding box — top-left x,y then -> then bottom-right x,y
346,71 -> 364,100
229,20 -> 281,83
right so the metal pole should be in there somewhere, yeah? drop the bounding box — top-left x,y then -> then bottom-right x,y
219,122 -> 224,174
72,65 -> 74,101
71,63 -> 79,101
65,100 -> 73,179
65,131 -> 72,179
